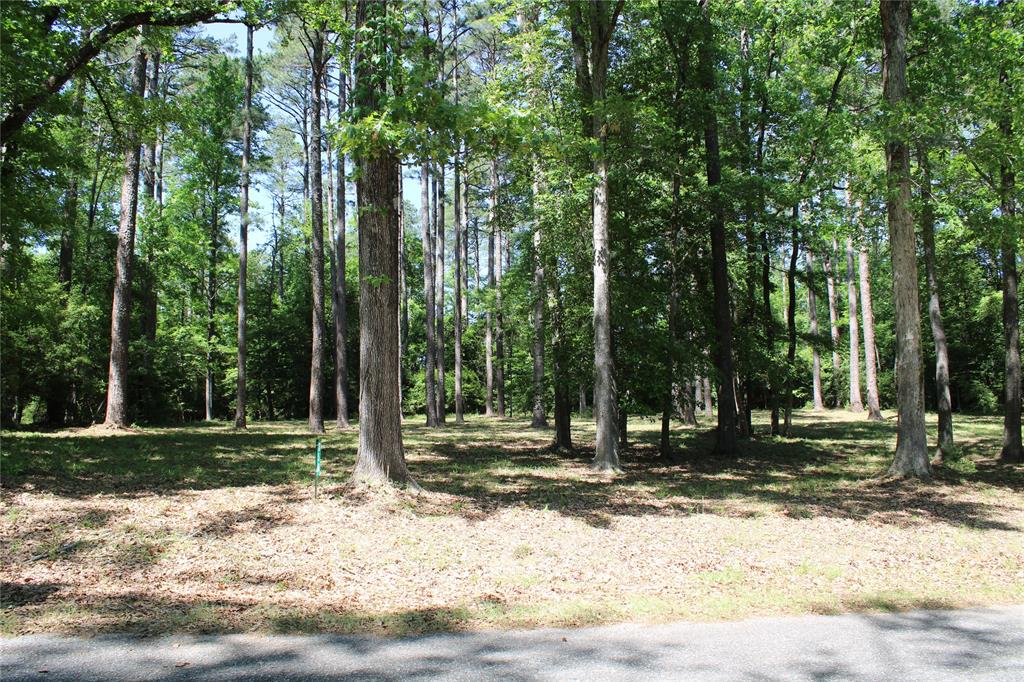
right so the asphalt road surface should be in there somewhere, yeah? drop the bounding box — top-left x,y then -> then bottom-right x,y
3,606 -> 1022,680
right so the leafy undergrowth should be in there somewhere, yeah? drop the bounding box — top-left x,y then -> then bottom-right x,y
1,410 -> 1021,637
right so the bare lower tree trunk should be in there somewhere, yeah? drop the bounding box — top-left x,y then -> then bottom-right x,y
551,273 -> 572,450
569,1 -> 623,470
103,37 -> 147,429
823,242 -> 841,406
235,24 -> 253,430
859,244 -> 884,422
333,64 -> 350,429
485,157 -> 497,417
763,230 -> 779,433
140,52 -> 160,346
807,249 -> 825,411
307,27 -> 326,435
998,66 -> 1022,464
531,170 -> 547,427
352,0 -> 412,486
783,205 -> 799,434
435,162 -> 447,422
454,147 -> 465,424
496,228 -> 506,418
699,0 -> 736,454
845,232 -> 863,412
421,162 -> 438,426
703,375 -> 713,419
882,0 -> 929,478
206,198 -> 218,422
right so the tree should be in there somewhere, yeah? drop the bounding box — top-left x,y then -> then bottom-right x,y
881,0 -> 929,479
846,232 -> 863,413
569,0 -> 625,471
305,24 -> 327,435
235,23 -> 254,429
351,0 -> 415,487
918,147 -> 952,450
102,33 -> 147,429
696,0 -> 737,454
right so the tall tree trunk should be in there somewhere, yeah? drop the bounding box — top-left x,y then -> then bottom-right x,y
141,49 -> 160,345
206,198 -> 218,422
103,36 -> 147,429
859,242 -> 884,422
999,68 -> 1022,463
589,32 -> 618,470
398,166 -> 405,410
823,241 -> 841,406
570,1 -> 624,470
783,205 -> 799,434
307,27 -> 326,435
703,375 -> 713,419
461,158 -> 470,322
352,0 -> 413,486
453,164 -> 465,424
698,0 -> 736,454
485,157 -> 497,417
551,273 -> 572,450
763,230 -> 779,433
421,162 -> 438,426
496,226 -> 506,418
845,232 -> 863,412
333,64 -> 350,429
436,162 -> 447,422
234,24 -> 252,430
531,167 -> 547,427
807,249 -> 825,411
881,0 -> 929,478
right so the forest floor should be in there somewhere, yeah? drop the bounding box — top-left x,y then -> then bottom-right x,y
1,410 -> 1022,637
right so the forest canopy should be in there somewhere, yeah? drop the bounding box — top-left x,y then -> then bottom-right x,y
1,0 -> 1021,482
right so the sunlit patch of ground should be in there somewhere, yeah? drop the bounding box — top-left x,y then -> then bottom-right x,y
1,411 -> 1021,636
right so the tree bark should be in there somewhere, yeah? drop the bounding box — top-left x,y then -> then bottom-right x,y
551,273 -> 572,450
845,232 -> 863,412
531,167 -> 547,427
999,65 -> 1022,463
103,36 -> 147,429
823,241 -> 842,406
352,0 -> 414,486
485,157 -> 497,417
703,375 -> 713,419
234,24 -> 252,430
698,0 -> 736,454
807,249 -> 825,411
763,229 -> 779,433
881,0 -> 930,478
421,162 -> 438,426
859,241 -> 884,422
454,145 -> 465,424
570,1 -> 624,470
307,27 -> 326,435
783,205 -> 799,434
333,63 -> 350,429
436,162 -> 447,422
206,197 -> 218,422
496,224 -> 506,418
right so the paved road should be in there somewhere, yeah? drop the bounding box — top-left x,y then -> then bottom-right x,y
2,606 -> 1022,681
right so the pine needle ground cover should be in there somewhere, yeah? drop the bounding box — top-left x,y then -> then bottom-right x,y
2,411 -> 1021,637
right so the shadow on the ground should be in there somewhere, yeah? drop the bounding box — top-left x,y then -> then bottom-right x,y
2,413 -> 1020,531
1,601 -> 1020,680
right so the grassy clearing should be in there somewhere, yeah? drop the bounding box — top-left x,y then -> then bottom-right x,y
1,410 -> 1021,637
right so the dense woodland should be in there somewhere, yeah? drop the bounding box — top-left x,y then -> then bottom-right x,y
1,0 -> 1021,482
